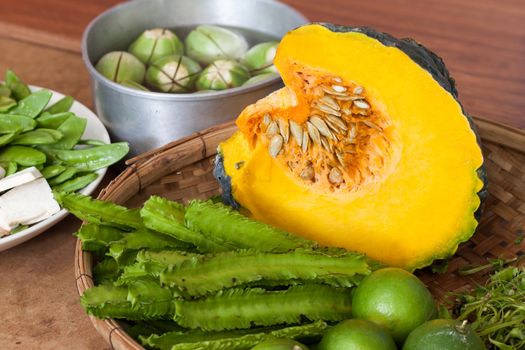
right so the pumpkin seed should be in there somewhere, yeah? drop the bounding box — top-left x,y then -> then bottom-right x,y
289,120 -> 303,146
301,131 -> 309,153
262,114 -> 272,126
322,86 -> 348,97
328,167 -> 343,185
353,86 -> 363,95
306,121 -> 321,145
317,103 -> 342,116
320,95 -> 340,111
266,121 -> 278,135
300,166 -> 314,181
362,120 -> 382,130
333,77 -> 343,83
310,115 -> 332,138
268,134 -> 283,158
278,118 -> 289,143
331,85 -> 346,93
326,115 -> 347,131
321,137 -> 333,153
353,100 -> 370,109
336,151 -> 346,166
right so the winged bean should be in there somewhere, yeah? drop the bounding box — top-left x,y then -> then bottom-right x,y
9,89 -> 52,118
0,146 -> 46,166
0,114 -> 37,133
44,96 -> 74,114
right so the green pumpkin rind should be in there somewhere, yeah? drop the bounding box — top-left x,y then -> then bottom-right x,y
214,24 -> 487,269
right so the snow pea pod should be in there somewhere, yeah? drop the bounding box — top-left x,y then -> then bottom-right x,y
0,84 -> 11,97
0,96 -> 16,112
77,139 -> 106,146
5,69 -> 31,101
48,167 -> 78,186
11,128 -> 63,145
0,161 -> 17,176
44,96 -> 74,114
41,164 -> 66,179
53,172 -> 98,193
0,132 -> 16,146
0,146 -> 46,166
9,89 -> 52,118
52,115 -> 87,149
0,114 -> 37,133
44,142 -> 129,171
36,112 -> 74,129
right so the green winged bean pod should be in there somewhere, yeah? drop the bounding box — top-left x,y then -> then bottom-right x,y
161,249 -> 373,296
0,132 -> 16,146
41,164 -> 66,179
174,285 -> 353,331
140,321 -> 328,350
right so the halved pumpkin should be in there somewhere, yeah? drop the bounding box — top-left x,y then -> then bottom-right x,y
215,24 -> 486,271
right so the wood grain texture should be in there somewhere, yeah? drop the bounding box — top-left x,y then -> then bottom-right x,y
0,0 -> 524,127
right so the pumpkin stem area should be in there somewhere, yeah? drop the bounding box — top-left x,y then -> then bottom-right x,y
256,72 -> 396,192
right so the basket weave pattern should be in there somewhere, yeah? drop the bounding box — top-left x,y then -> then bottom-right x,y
75,119 -> 525,349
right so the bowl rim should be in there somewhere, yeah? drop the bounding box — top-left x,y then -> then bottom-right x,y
81,0 -> 308,102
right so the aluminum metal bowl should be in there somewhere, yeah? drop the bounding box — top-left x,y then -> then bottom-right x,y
82,0 -> 307,156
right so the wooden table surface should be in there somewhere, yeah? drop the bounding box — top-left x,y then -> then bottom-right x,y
0,0 -> 524,349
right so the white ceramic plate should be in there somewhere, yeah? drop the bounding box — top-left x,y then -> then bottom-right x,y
0,86 -> 110,251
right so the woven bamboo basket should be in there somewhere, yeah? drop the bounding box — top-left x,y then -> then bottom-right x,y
75,118 -> 525,349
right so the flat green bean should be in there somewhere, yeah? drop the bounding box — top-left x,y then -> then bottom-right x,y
5,69 -> 31,101
0,114 -> 37,133
41,164 -> 66,179
44,96 -> 74,114
0,96 -> 16,112
53,172 -> 98,193
43,142 -> 129,171
77,139 -> 107,146
36,112 -> 74,129
0,132 -> 16,146
0,161 -> 17,176
0,84 -> 11,97
11,128 -> 63,145
0,146 -> 46,166
9,89 -> 52,118
48,167 -> 78,186
52,115 -> 87,149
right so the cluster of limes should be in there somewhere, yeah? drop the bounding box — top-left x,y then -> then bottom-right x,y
252,268 -> 486,350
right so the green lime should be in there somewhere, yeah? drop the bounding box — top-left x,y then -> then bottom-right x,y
351,267 -> 436,342
251,338 -> 309,350
318,319 -> 397,350
403,319 -> 486,350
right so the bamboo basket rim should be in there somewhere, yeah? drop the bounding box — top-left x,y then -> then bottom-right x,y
75,117 -> 525,350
